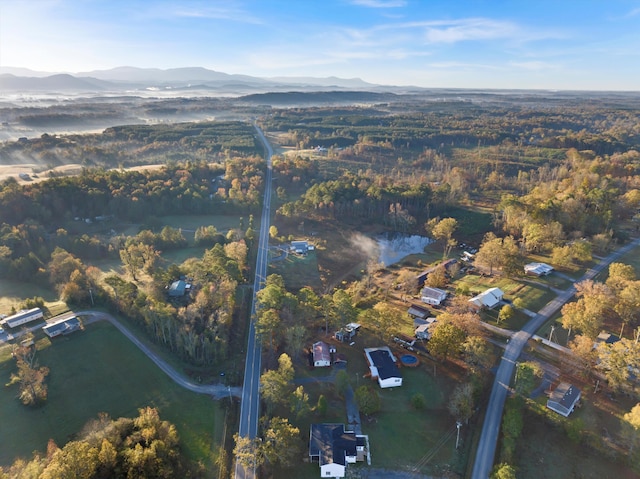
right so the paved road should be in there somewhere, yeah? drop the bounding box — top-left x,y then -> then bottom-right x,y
234,124 -> 274,479
85,312 -> 241,398
471,237 -> 640,479
2,310 -> 240,398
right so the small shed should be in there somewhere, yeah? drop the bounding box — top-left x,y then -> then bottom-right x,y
407,304 -> 430,320
547,382 -> 581,417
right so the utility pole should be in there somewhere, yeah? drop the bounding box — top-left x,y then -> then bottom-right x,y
548,325 -> 555,345
89,288 -> 94,306
455,421 -> 462,449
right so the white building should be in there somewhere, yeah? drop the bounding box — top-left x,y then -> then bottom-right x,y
468,287 -> 504,309
312,341 -> 332,367
0,308 -> 43,328
524,262 -> 554,276
364,347 -> 402,388
309,424 -> 368,478
420,287 -> 448,306
547,383 -> 581,417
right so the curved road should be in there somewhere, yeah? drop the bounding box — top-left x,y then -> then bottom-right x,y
234,124 -> 274,479
81,311 -> 242,398
471,237 -> 640,479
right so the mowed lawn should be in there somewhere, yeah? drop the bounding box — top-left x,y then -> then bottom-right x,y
365,367 -> 460,475
0,321 -> 224,467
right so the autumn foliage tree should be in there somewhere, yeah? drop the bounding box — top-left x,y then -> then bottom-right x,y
7,344 -> 49,407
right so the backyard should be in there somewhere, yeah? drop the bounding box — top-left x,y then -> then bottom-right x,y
288,329 -> 473,477
0,320 -> 225,468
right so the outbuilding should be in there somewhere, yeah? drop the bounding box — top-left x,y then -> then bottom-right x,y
547,382 -> 581,417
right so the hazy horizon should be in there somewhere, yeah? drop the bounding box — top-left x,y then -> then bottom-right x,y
1,0 -> 640,91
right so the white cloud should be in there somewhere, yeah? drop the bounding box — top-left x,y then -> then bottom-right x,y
148,1 -> 263,24
422,18 -> 517,43
349,0 -> 407,7
626,7 -> 640,17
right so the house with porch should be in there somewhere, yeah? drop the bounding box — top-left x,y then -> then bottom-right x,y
309,424 -> 368,478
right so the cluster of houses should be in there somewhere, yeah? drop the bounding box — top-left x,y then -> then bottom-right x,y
0,308 -> 82,340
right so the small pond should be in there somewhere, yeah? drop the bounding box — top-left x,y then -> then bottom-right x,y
376,233 -> 433,266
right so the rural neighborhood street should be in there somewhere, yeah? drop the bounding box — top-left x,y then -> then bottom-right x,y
234,124 -> 274,479
471,236 -> 640,479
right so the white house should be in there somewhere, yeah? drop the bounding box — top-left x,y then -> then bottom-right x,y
309,424 -> 368,478
415,317 -> 438,340
524,262 -> 554,276
468,287 -> 504,310
547,383 -> 581,417
364,347 -> 402,388
312,341 -> 332,367
420,287 -> 448,306
291,240 -> 310,254
1,308 -> 43,328
42,316 -> 81,338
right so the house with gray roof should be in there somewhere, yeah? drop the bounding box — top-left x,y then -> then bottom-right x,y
547,382 -> 581,417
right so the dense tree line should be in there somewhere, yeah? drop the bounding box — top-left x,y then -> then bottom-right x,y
262,101 -> 640,156
0,121 -> 261,168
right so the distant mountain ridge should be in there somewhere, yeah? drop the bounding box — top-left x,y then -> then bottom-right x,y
0,66 -> 377,93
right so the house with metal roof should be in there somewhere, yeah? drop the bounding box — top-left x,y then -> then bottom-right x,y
420,286 -> 448,306
524,262 -> 554,276
468,287 -> 504,310
547,382 -> 581,417
43,316 -> 81,338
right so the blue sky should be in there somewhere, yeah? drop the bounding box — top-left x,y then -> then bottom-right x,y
1,0 -> 639,90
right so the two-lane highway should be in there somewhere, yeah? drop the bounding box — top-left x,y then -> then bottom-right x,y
471,237 -> 640,478
234,124 -> 274,479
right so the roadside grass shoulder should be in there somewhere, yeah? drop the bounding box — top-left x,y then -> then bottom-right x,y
0,320 -> 223,468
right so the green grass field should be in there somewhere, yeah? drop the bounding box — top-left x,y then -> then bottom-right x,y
268,249 -> 322,290
0,279 -> 60,316
0,321 -> 224,467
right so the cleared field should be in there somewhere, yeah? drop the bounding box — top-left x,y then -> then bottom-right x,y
268,249 -> 322,291
0,321 -> 224,467
516,398 -> 638,479
0,279 -> 64,317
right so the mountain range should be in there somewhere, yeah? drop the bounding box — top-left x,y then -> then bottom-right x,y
0,66 -> 378,94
